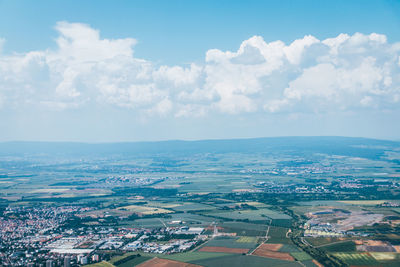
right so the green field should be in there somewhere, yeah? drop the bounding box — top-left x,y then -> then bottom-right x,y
220,222 -> 269,236
237,236 -> 258,243
214,202 -> 270,209
200,236 -> 258,249
370,252 -> 400,261
116,208 -> 220,228
333,252 -> 378,266
86,261 -> 115,267
304,237 -> 342,247
221,222 -> 269,231
319,241 -> 356,252
170,202 -> 217,212
169,213 -> 219,225
115,256 -> 151,267
162,252 -> 233,262
279,244 -> 301,253
191,254 -> 301,267
338,200 -> 388,205
267,226 -> 292,244
300,260 -> 320,267
297,201 -> 346,207
200,208 -> 291,223
117,204 -> 173,214
290,252 -> 313,261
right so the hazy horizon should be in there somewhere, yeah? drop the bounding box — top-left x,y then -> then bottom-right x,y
1,135 -> 400,144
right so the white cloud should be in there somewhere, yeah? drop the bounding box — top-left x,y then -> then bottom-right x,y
52,21 -> 136,62
0,22 -> 399,118
283,35 -> 320,65
153,64 -> 202,87
0,38 -> 4,54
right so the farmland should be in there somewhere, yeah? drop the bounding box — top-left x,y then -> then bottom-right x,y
135,258 -> 201,267
190,254 -> 302,267
290,252 -> 313,261
219,221 -> 269,236
199,236 -> 258,250
333,252 -> 378,265
2,137 -> 400,266
252,244 -> 295,261
198,246 -> 249,254
116,204 -> 173,215
161,252 -> 233,263
198,208 -> 292,226
170,203 -> 216,212
266,226 -> 292,244
237,236 -> 258,243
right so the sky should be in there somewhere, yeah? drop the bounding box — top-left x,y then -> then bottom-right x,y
0,0 -> 400,142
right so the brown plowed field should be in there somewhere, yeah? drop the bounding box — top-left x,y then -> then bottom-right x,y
198,246 -> 249,254
137,257 -> 202,267
258,243 -> 283,251
252,244 -> 294,261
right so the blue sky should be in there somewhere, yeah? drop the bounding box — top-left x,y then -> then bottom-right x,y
1,0 -> 400,64
0,0 -> 400,142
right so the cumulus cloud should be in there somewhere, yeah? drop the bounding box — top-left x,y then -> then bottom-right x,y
0,22 -> 399,117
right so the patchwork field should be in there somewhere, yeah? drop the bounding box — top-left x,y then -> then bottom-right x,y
4,138 -> 400,266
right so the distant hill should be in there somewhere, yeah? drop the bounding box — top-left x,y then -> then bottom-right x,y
0,136 -> 399,159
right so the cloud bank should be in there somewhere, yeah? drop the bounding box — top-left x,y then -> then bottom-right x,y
1,22 -> 399,118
